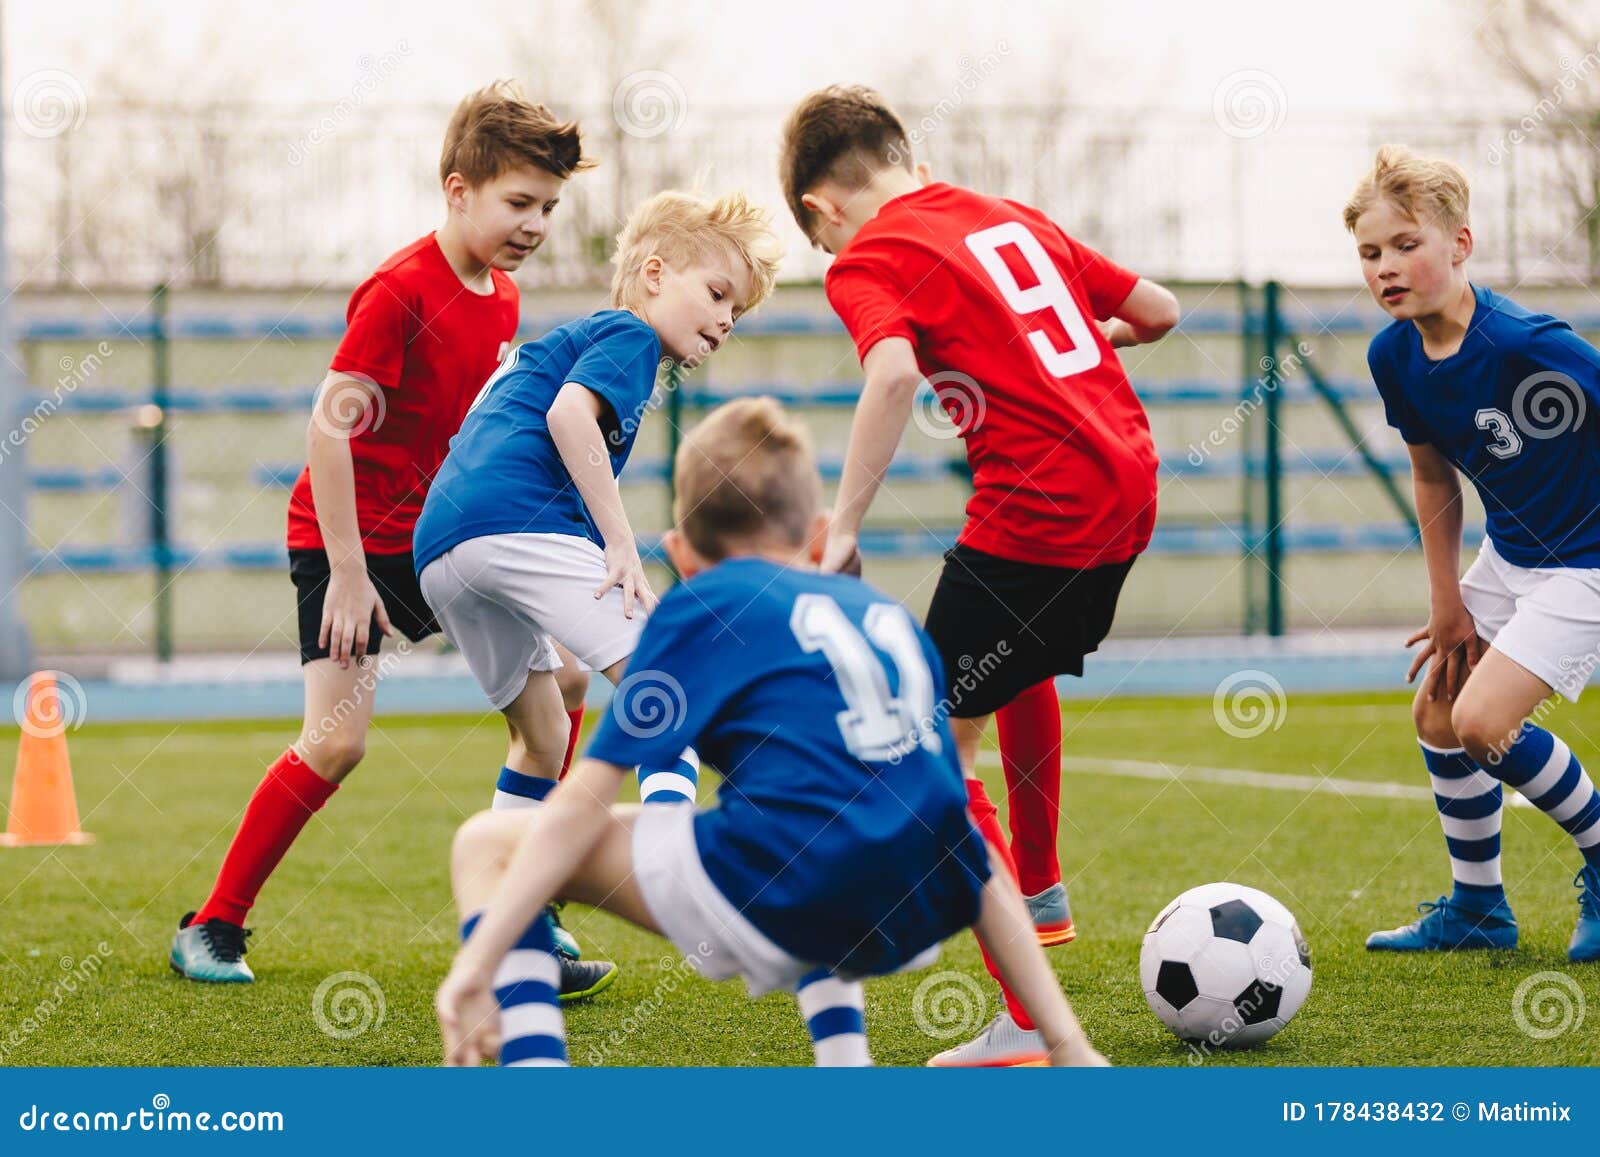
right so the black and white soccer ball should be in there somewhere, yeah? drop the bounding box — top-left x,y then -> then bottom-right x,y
1140,882 -> 1312,1048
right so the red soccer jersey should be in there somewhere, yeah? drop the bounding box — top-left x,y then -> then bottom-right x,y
286,233 -> 519,555
825,182 -> 1157,569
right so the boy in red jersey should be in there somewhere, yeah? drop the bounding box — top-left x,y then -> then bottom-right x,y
170,83 -> 611,998
780,85 -> 1180,1065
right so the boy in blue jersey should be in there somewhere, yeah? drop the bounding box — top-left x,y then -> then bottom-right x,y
1347,146 -> 1600,961
433,397 -> 1107,1067
413,191 -> 781,997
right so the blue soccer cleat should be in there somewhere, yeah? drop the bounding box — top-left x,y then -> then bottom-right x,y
548,903 -> 580,960
1365,895 -> 1517,952
1569,866 -> 1600,963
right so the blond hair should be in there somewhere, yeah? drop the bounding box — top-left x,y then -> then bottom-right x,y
673,397 -> 820,562
1343,144 -> 1470,234
439,81 -> 593,188
610,191 -> 782,313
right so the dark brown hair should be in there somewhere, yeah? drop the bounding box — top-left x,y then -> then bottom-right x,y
779,85 -> 912,238
439,80 -> 594,188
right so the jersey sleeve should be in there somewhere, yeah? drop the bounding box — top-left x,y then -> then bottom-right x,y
329,273 -> 416,389
825,242 -> 920,363
585,586 -> 739,770
1367,340 -> 1430,445
566,314 -> 661,433
1052,229 -> 1140,321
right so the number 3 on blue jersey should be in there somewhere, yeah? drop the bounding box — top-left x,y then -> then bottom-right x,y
790,594 -> 943,762
1474,407 -> 1523,459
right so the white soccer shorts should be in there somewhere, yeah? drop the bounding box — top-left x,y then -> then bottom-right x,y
1460,536 -> 1600,702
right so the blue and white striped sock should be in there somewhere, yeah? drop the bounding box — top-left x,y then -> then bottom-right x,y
1487,725 -> 1600,870
493,766 -> 557,811
1421,743 -> 1505,908
462,910 -> 567,1067
795,968 -> 870,1067
638,748 -> 699,804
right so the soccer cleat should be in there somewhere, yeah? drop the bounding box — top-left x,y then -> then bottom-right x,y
169,911 -> 255,983
1025,882 -> 1076,946
1365,895 -> 1518,952
558,956 -> 617,1004
548,903 -> 580,960
1569,866 -> 1600,963
926,1011 -> 1048,1067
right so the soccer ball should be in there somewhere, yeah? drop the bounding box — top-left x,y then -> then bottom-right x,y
1140,881 -> 1312,1049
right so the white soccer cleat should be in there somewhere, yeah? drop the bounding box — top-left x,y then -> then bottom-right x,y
926,1010 -> 1048,1067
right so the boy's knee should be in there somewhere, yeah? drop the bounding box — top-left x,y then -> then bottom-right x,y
1411,688 -> 1458,749
452,810 -> 517,877
1449,698 -> 1520,766
298,729 -> 366,778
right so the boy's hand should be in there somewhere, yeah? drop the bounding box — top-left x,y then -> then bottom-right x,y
1096,318 -> 1135,348
820,531 -> 861,575
319,565 -> 394,667
597,541 -> 658,618
436,961 -> 500,1067
1406,602 -> 1484,701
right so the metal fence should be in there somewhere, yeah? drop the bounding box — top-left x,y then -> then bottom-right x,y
8,100 -> 1600,289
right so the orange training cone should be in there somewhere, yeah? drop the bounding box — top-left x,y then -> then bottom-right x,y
2,671 -> 93,846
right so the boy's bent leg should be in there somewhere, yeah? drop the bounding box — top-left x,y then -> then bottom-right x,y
1368,679 -> 1515,952
173,658 -> 376,983
551,641 -> 590,777
795,970 -> 870,1066
996,679 -> 1074,943
967,846 -> 1106,1067
1453,649 -> 1600,961
495,669 -> 569,807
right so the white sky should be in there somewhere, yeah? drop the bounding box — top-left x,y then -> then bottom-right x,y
4,0 -> 1501,118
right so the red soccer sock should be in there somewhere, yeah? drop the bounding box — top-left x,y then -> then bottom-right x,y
558,708 -> 585,779
996,679 -> 1064,897
964,776 -> 1036,1034
194,747 -> 339,927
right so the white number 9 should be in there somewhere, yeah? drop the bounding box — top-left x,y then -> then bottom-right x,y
965,221 -> 1102,379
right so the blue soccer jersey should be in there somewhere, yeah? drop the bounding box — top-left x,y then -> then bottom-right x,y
1368,284 -> 1600,568
585,558 -> 991,976
412,310 -> 661,573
